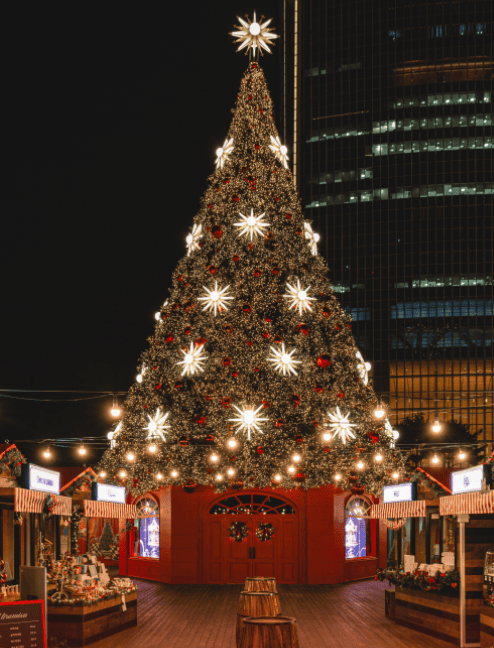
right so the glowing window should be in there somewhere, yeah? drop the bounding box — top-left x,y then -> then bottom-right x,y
133,496 -> 159,559
345,496 -> 372,559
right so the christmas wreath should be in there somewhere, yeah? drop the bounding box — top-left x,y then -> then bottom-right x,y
0,446 -> 26,478
229,521 -> 248,543
43,494 -> 56,517
375,567 -> 460,592
256,522 -> 274,542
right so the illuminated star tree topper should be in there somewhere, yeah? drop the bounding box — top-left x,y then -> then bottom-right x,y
231,12 -> 279,56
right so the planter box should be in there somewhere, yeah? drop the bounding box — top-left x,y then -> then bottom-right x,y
48,590 -> 137,646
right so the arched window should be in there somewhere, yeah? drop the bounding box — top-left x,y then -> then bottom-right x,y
345,495 -> 372,560
133,495 -> 159,559
209,493 -> 295,515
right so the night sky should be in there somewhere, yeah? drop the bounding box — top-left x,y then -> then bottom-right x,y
3,3 -> 282,464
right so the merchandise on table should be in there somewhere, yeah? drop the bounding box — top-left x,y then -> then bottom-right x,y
484,547 -> 494,608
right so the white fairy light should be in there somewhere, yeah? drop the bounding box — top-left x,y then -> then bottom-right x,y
156,472 -> 163,481
215,474 -> 223,481
199,282 -> 233,316
284,279 -> 316,315
215,138 -> 234,169
227,468 -> 235,476
171,470 -> 178,478
126,452 -> 135,462
432,419 -> 442,433
99,471 -> 106,478
210,453 -> 219,463
177,341 -> 207,377
322,432 -> 331,442
303,222 -> 320,255
269,135 -> 289,168
292,454 -> 301,463
154,300 -> 169,322
231,12 -> 278,56
325,407 -> 357,444
267,342 -> 301,376
274,474 -> 282,482
136,365 -> 146,383
384,419 -> 396,439
148,443 -> 157,454
288,466 -> 295,474
374,454 -> 383,462
227,438 -> 237,448
144,408 -> 171,442
374,405 -> 385,418
334,474 -> 342,481
119,470 -> 126,478
392,472 -> 399,479
186,223 -> 203,256
355,351 -> 370,386
229,404 -> 269,441
234,208 -> 270,241
356,461 -> 364,470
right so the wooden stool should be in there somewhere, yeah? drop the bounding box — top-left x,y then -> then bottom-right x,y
244,577 -> 277,592
236,591 -> 281,648
239,616 -> 300,648
385,589 -> 395,620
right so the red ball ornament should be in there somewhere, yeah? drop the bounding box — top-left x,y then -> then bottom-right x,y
178,436 -> 190,447
272,267 -> 279,275
286,213 -> 292,219
206,468 -> 214,474
317,354 -> 331,368
232,195 -> 240,202
177,275 -> 183,282
322,307 -> 331,318
352,485 -> 365,496
195,337 -> 206,346
254,367 -> 260,372
209,266 -> 218,275
347,323 -> 352,330
291,394 -> 301,408
324,446 -> 332,453
229,455 -> 236,462
367,432 -> 379,444
295,227 -> 303,236
255,143 -> 260,150
174,381 -> 184,390
194,416 -> 206,425
253,269 -> 262,277
184,326 -> 192,335
265,318 -> 272,323
242,304 -> 251,314
211,225 -> 223,239
225,326 -> 232,334
232,371 -> 238,378
205,434 -> 215,443
223,357 -> 231,366
165,335 -> 174,344
207,203 -> 212,209
293,472 -> 306,483
275,419 -> 285,428
221,397 -> 232,408
232,255 -> 240,262
295,435 -> 305,444
155,383 -> 162,390
312,421 -> 319,428
183,480 -> 197,492
315,385 -> 324,393
257,446 -> 265,455
338,391 -> 345,398
297,323 -> 310,336
247,341 -> 253,346
262,331 -> 269,339
273,335 -> 282,344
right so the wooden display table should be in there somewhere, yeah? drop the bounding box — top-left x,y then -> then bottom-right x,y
480,606 -> 494,648
48,590 -> 137,646
395,586 -> 483,646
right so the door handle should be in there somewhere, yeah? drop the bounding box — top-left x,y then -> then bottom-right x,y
252,547 -> 256,560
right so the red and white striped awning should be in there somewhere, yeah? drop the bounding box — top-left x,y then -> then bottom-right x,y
439,490 -> 494,515
14,488 -> 72,516
83,499 -> 137,519
371,499 -> 427,520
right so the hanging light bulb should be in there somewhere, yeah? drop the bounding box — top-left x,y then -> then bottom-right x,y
334,474 -> 342,481
227,438 -> 237,448
374,404 -> 385,419
110,395 -> 121,418
392,472 -> 399,479
357,461 -> 364,470
458,450 -> 466,460
288,465 -> 295,473
374,453 -> 383,462
393,430 -> 400,440
119,470 -> 126,478
432,419 -> 442,433
148,443 -> 157,453
43,447 -> 51,459
227,468 -> 235,476
126,452 -> 135,461
156,472 -> 163,480
292,453 -> 301,463
171,470 -> 178,478
210,453 -> 219,463
274,474 -> 282,482
78,445 -> 87,456
322,432 -> 331,442
432,454 -> 439,464
99,471 -> 106,478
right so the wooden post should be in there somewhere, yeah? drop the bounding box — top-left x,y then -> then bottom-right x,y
457,513 -> 469,648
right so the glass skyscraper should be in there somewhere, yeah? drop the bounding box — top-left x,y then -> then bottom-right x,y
281,0 -> 493,457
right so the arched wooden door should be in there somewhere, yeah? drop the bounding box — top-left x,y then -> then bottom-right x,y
204,492 -> 299,584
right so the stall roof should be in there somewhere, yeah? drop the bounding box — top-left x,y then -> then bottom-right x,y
59,466 -> 101,492
415,467 -> 453,494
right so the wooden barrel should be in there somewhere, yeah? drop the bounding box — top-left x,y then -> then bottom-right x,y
244,577 -> 277,592
239,616 -> 300,648
236,592 -> 281,648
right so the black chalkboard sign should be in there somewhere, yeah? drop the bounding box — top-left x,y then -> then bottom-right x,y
0,599 -> 47,648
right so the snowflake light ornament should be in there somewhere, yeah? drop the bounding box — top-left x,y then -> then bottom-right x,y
284,279 -> 316,315
177,341 -> 207,377
229,404 -> 269,441
108,422 -> 122,450
269,135 -> 289,168
267,343 -> 301,376
304,222 -> 320,255
144,408 -> 171,442
199,282 -> 233,316
231,13 -> 278,56
326,407 -> 357,444
355,351 -> 370,386
136,365 -> 146,384
234,209 -> 270,241
186,224 -> 203,256
215,138 -> 234,169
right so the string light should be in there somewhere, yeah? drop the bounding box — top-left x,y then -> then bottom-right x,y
274,474 -> 282,482
374,404 -> 385,419
210,453 -> 219,463
126,452 -> 135,462
288,466 -> 295,473
156,472 -> 163,480
99,471 -> 106,478
432,454 -> 439,464
227,468 -> 235,476
42,448 -> 51,459
334,474 -> 341,481
119,470 -> 126,478
78,445 -> 87,456
374,454 -> 383,462
227,438 -> 237,448
392,472 -> 399,479
292,454 -> 301,463
171,470 -> 178,478
148,444 -> 157,453
432,419 -> 442,433
458,450 -> 466,460
322,432 -> 331,442
357,461 -> 364,470
215,474 -> 223,481
393,430 -> 400,440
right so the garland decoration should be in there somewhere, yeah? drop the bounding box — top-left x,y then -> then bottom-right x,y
380,518 -> 407,530
375,567 -> 460,592
124,520 -> 134,533
14,512 -> 23,526
43,494 -> 55,518
0,557 -> 6,584
71,507 -> 82,555
0,446 -> 26,479
229,521 -> 249,543
256,522 -> 274,542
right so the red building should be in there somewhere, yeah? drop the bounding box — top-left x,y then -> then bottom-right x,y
118,485 -> 385,585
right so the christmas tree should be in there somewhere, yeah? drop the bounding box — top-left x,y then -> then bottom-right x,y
99,520 -> 116,556
98,15 -> 407,496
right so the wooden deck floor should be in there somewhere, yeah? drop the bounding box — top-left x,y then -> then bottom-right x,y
78,578 -> 452,648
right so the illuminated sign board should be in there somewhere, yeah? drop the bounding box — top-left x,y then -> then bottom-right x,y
27,464 -> 60,495
451,465 -> 485,495
94,483 -> 126,504
383,482 -> 415,503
